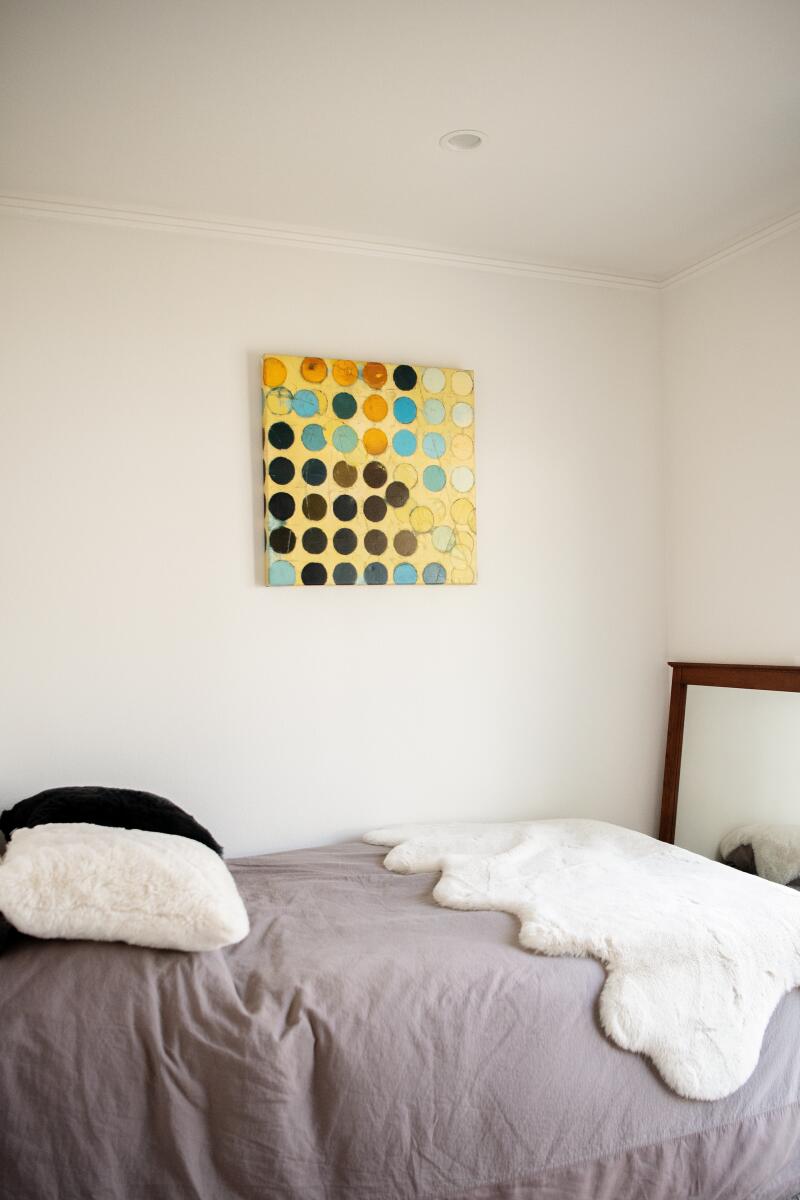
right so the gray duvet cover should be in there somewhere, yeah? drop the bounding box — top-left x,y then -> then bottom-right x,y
1,839 -> 799,1199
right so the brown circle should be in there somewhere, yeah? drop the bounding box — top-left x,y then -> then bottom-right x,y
333,460 -> 358,488
364,530 -> 388,555
363,361 -> 387,389
394,530 -> 418,557
363,461 -> 388,489
385,481 -> 409,508
302,494 -> 327,520
363,495 -> 387,523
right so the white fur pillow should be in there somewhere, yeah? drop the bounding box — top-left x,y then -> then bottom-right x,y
0,823 -> 250,951
720,823 -> 800,888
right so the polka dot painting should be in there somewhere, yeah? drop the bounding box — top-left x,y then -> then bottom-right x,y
262,355 -> 476,586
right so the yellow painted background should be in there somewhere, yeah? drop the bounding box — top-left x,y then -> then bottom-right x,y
262,355 -> 476,586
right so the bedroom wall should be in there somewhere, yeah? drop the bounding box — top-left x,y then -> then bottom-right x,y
0,212 -> 665,855
663,224 -> 800,661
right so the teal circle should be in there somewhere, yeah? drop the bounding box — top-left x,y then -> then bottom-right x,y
269,561 -> 296,586
393,396 -> 417,424
332,424 -> 358,453
423,563 -> 446,585
293,389 -> 319,417
333,391 -> 357,419
422,432 -> 446,458
393,563 -> 418,585
423,465 -> 446,492
392,430 -> 417,457
423,398 -> 445,424
301,423 -> 326,451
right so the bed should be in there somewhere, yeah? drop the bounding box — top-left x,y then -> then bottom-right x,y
2,836 -> 800,1200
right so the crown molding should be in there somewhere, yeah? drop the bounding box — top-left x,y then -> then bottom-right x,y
662,207 -> 800,290
0,192 -> 659,292
3,191 -> 799,292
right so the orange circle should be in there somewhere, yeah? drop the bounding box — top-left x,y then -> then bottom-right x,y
263,357 -> 286,387
363,361 -> 387,388
301,357 -> 328,383
363,393 -> 388,422
332,359 -> 358,386
363,428 -> 388,456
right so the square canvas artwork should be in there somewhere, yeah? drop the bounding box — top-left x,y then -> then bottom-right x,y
262,355 -> 476,586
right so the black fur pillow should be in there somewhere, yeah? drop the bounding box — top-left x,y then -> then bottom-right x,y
0,787 -> 223,856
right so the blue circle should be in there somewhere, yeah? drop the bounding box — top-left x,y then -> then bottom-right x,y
333,562 -> 357,586
393,396 -> 417,424
423,563 -> 446,585
269,561 -> 296,586
423,465 -> 446,492
424,398 -> 445,424
393,563 -> 418,585
364,562 -> 388,585
332,424 -> 358,453
392,430 -> 417,457
293,389 -> 319,417
301,423 -> 326,451
422,432 -> 446,459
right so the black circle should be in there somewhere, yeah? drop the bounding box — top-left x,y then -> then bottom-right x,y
301,562 -> 327,586
393,364 -> 417,391
364,495 -> 387,523
385,481 -> 409,508
364,562 -> 388,585
302,527 -> 328,554
364,530 -> 387,555
333,528 -> 358,555
268,421 -> 294,450
332,392 -> 357,419
301,458 -> 327,486
269,526 -> 296,554
333,494 -> 357,522
302,494 -> 327,520
268,491 -> 295,521
363,461 -> 388,489
333,563 -> 357,586
269,456 -> 295,485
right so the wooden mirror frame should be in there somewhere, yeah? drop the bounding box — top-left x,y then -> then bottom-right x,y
658,661 -> 800,843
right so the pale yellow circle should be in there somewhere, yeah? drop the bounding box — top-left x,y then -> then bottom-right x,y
451,498 -> 474,526
422,366 -> 445,393
451,466 -> 475,493
410,506 -> 434,533
468,508 -> 477,532
314,388 -> 328,416
451,370 -> 473,396
430,499 -> 447,521
452,402 -> 474,428
263,357 -> 286,388
394,463 -> 418,488
265,386 -> 293,415
451,566 -> 475,584
457,530 -> 475,552
451,544 -> 471,567
451,433 -> 473,460
363,428 -> 388,455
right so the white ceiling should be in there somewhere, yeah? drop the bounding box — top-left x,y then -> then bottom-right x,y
2,0 -> 800,282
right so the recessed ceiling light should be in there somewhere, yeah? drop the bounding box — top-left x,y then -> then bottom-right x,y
439,129 -> 485,152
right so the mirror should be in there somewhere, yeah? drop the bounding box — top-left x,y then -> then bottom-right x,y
659,662 -> 800,863
674,686 -> 800,859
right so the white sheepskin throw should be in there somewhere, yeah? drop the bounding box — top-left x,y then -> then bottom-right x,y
364,818 -> 800,1101
0,823 -> 250,952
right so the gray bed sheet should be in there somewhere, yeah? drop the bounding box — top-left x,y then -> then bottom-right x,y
1,839 -> 799,1199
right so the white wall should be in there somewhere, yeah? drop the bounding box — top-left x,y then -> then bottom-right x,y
663,226 -> 800,661
0,214 -> 665,855
663,225 -> 800,857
